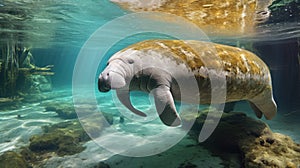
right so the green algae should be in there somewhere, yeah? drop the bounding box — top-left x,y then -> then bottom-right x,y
187,111 -> 300,167
29,120 -> 90,156
0,151 -> 30,168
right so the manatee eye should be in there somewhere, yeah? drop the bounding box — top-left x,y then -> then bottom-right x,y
128,59 -> 134,64
107,73 -> 109,76
106,62 -> 109,66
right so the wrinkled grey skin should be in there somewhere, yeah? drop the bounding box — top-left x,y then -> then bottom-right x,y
98,52 -> 182,126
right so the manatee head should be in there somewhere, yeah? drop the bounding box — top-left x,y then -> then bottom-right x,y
98,53 -> 137,92
98,51 -> 148,118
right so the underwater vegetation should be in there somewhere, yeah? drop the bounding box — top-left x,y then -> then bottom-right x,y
0,46 -> 54,99
0,151 -> 30,168
267,0 -> 300,23
0,44 -> 54,110
29,121 -> 90,157
0,0 -> 73,109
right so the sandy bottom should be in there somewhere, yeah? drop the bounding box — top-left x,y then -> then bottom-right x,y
0,88 -> 299,167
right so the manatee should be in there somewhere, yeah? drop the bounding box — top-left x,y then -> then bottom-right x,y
110,0 -> 273,35
98,40 -> 277,126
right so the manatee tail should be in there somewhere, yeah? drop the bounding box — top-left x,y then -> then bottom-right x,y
248,88 -> 277,120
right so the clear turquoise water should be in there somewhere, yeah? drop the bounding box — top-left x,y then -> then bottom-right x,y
0,0 -> 300,167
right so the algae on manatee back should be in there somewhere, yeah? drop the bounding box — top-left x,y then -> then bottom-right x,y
110,0 -> 274,36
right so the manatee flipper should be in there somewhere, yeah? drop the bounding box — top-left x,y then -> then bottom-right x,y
249,89 -> 277,120
116,89 -> 147,117
248,101 -> 263,118
152,85 -> 181,126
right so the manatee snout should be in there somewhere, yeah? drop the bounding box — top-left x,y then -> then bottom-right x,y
98,72 -> 112,92
98,68 -> 126,92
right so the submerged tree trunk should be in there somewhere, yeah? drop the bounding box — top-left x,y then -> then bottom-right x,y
0,41 -> 54,99
0,41 -> 20,97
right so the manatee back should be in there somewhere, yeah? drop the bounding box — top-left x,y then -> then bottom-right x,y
124,40 -> 272,103
121,40 -> 277,119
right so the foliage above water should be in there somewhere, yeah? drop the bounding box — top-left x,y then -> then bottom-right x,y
267,0 -> 300,23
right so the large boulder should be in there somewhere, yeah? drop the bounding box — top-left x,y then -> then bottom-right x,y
29,120 -> 91,156
187,111 -> 300,167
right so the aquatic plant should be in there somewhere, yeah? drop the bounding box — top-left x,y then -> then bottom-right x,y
0,1 -> 65,102
0,45 -> 54,103
267,0 -> 300,23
